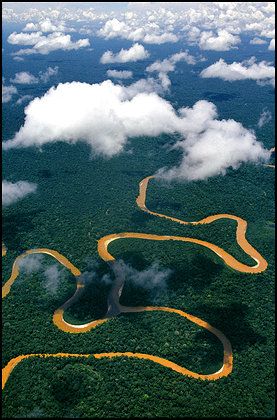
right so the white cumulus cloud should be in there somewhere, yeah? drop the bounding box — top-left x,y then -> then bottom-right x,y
2,2 -> 275,49
2,81 -> 270,181
10,67 -> 58,85
8,31 -> 90,55
98,18 -> 178,45
10,71 -> 39,84
8,31 -> 44,45
107,70 -> 133,79
100,43 -> 149,64
2,80 -> 181,155
143,32 -> 178,44
157,102 -> 270,181
268,38 -> 275,50
2,180 -> 37,206
200,57 -> 275,86
98,18 -> 127,39
249,37 -> 267,45
23,18 -> 73,33
198,29 -> 241,51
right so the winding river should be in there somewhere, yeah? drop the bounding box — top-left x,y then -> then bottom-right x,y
2,175 -> 268,390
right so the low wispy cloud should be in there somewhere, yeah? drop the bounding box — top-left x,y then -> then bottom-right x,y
13,56 -> 25,62
16,95 -> 33,105
18,254 -> 44,274
2,180 -> 37,206
75,259 -> 115,290
257,109 -> 272,128
17,254 -> 65,295
112,260 -> 172,296
200,57 -> 275,87
78,259 -> 173,309
44,265 -> 65,295
146,51 -> 198,90
39,66 -> 59,83
2,83 -> 18,103
100,43 -> 149,64
107,70 -> 133,79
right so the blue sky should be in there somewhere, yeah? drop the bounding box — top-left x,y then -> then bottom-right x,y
3,2 -> 129,11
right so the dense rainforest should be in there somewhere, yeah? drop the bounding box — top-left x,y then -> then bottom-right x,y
2,131 -> 275,417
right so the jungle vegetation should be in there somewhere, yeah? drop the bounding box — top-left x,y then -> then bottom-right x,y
2,134 -> 275,418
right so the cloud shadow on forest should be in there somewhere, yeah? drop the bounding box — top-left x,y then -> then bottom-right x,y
191,302 -> 267,351
2,208 -> 45,252
202,91 -> 237,102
